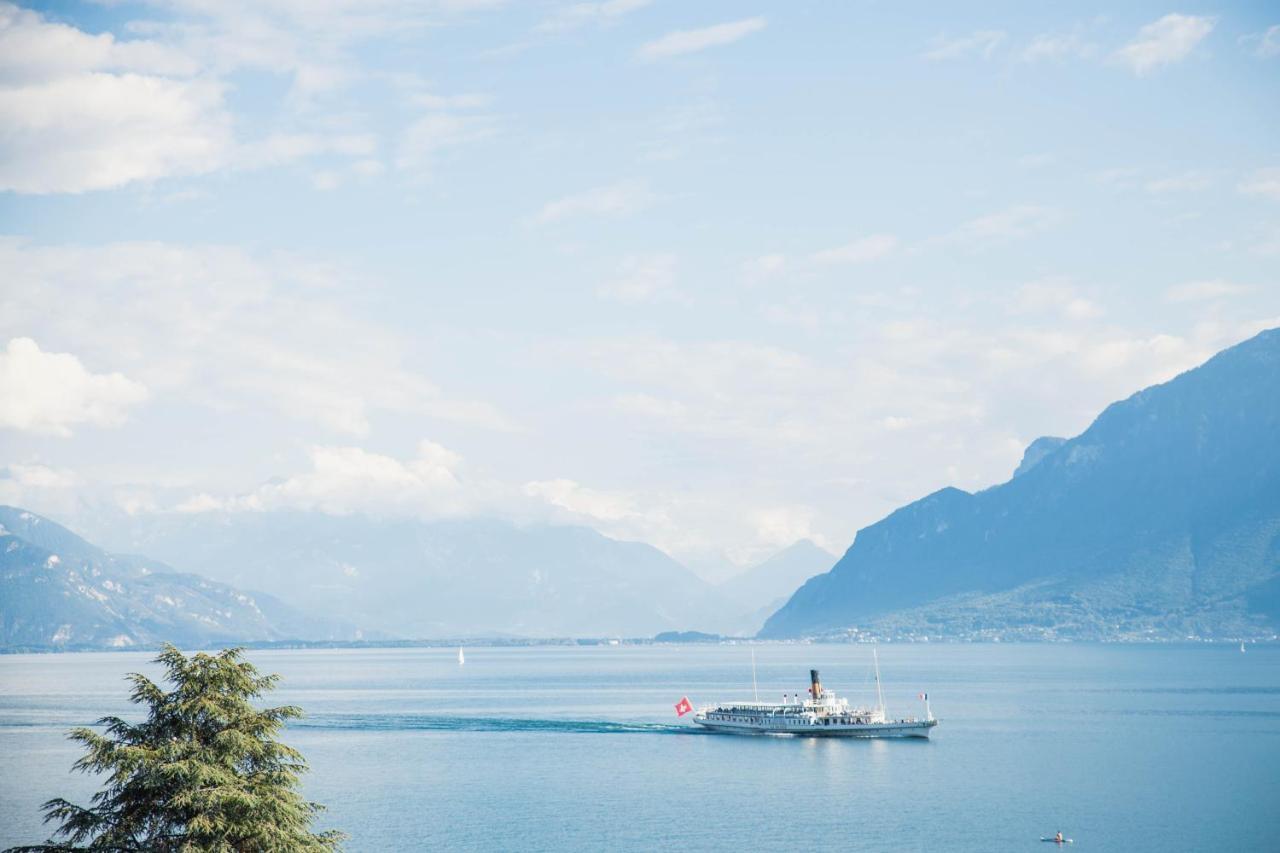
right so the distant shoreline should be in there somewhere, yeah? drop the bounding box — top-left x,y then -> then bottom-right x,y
2,635 -> 1273,654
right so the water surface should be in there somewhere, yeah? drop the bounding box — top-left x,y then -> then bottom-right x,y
2,644 -> 1277,851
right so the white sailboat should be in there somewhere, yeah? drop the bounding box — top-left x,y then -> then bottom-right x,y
458,647 -> 465,665
1240,641 -> 1246,654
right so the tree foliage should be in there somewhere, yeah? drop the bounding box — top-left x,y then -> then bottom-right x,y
6,645 -> 344,852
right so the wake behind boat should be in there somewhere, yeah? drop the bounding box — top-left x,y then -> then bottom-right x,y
680,652 -> 937,738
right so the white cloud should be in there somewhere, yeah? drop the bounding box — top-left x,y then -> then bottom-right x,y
0,74 -> 229,194
0,3 -> 504,193
1012,280 -> 1103,320
153,0 -> 505,35
1240,24 -> 1280,58
1077,333 -> 1198,379
0,338 -> 149,436
759,303 -> 834,330
235,132 -> 377,170
1239,168 -> 1280,200
1114,14 -> 1215,75
534,179 -> 655,224
219,441 -> 468,516
411,92 -> 491,110
1165,280 -> 1250,303
1017,152 -> 1057,170
0,240 -> 514,436
0,463 -> 82,518
0,3 -> 196,79
879,415 -> 913,431
1093,166 -> 1142,188
395,111 -> 497,180
537,0 -> 650,33
164,436 -> 554,524
1145,171 -> 1213,193
613,393 -> 686,420
1,463 -> 78,489
352,158 -> 385,177
311,170 -> 342,191
522,472 -> 836,571
523,478 -> 643,524
0,3 -> 231,193
521,478 -> 747,568
943,205 -> 1061,249
637,17 -> 765,61
598,254 -> 679,302
577,336 -> 838,448
811,234 -> 898,265
173,492 -> 225,513
742,253 -> 786,283
134,0 -> 506,90
1020,32 -> 1095,62
747,505 -> 829,553
1249,224 -> 1280,256
165,437 -> 776,572
923,30 -> 1006,61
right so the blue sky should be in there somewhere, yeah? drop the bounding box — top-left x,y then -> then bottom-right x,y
1,1 -> 1278,577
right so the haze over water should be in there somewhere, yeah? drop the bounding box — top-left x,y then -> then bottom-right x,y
2,644 -> 1277,852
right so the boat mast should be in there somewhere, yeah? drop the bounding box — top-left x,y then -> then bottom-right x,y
751,647 -> 759,703
873,646 -> 885,716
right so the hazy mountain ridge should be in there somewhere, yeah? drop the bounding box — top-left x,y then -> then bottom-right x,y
0,507 -> 354,649
1,503 -> 825,645
715,539 -> 836,634
761,328 -> 1280,640
93,512 -> 735,638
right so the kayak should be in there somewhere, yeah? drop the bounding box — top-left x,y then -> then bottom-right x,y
1040,839 -> 1073,844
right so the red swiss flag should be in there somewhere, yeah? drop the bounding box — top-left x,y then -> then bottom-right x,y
674,696 -> 693,717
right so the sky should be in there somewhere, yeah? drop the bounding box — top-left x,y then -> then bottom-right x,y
1,0 -> 1278,580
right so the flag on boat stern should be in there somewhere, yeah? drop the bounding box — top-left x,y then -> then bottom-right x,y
674,697 -> 693,717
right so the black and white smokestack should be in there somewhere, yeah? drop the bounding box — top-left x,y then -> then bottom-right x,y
810,669 -> 821,699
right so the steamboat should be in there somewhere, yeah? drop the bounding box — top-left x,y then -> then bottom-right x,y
689,652 -> 937,738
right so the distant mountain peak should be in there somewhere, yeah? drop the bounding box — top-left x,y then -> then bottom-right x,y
714,538 -> 839,635
767,538 -> 834,560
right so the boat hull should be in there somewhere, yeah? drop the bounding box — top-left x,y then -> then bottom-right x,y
692,717 -> 937,738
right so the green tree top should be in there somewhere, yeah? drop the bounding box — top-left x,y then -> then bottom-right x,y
7,645 -> 344,852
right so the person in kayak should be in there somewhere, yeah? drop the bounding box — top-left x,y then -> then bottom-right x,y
1054,831 -> 1064,843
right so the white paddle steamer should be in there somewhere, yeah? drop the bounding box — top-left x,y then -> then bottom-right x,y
692,653 -> 936,738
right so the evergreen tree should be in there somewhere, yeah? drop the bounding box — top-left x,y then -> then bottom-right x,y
6,645 -> 344,852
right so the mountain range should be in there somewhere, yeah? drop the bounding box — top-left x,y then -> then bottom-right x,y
1,504 -> 824,648
761,327 -> 1280,640
0,506 -> 359,649
8,328 -> 1279,648
91,512 -> 730,638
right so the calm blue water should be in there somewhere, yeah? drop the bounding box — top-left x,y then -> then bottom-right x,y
2,644 -> 1278,852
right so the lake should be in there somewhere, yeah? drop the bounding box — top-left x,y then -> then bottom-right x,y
2,643 -> 1277,851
